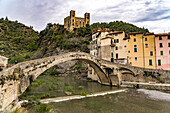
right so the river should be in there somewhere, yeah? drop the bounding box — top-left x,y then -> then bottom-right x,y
22,76 -> 170,113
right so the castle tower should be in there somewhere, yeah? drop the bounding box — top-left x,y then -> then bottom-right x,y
70,10 -> 76,30
84,13 -> 90,25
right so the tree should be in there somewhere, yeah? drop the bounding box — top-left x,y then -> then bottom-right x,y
5,16 -> 8,20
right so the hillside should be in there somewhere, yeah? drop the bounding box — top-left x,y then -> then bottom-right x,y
32,23 -> 91,59
0,17 -> 39,63
91,21 -> 149,33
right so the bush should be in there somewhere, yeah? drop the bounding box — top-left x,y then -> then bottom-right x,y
33,104 -> 51,113
9,56 -> 26,64
78,86 -> 84,90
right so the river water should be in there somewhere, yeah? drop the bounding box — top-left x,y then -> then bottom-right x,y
24,76 -> 170,113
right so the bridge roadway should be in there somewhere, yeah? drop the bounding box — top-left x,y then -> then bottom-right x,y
0,52 -> 170,112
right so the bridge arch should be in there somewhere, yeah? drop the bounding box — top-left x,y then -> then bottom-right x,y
15,52 -> 110,94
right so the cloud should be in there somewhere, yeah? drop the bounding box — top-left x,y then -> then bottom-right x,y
0,0 -> 169,33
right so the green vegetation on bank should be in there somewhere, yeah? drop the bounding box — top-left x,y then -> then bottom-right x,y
18,75 -> 91,102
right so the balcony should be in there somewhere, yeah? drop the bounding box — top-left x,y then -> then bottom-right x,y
110,43 -> 116,47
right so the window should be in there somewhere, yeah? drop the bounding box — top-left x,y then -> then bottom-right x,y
72,23 -> 74,26
160,43 -> 163,48
115,34 -> 118,36
93,46 -> 95,49
124,45 -> 127,48
115,46 -> 118,50
168,36 -> 170,39
145,44 -> 148,48
145,37 -> 147,41
72,19 -> 74,22
134,38 -> 136,42
134,45 -> 137,52
117,39 -> 119,43
114,39 -> 119,43
72,14 -> 74,17
168,43 -> 170,47
149,59 -> 152,66
160,51 -> 163,55
159,36 -> 162,40
169,50 -> 170,55
158,59 -> 161,66
133,34 -> 136,36
150,51 -> 153,56
111,39 -> 113,44
94,52 -> 95,55
111,47 -> 113,50
135,57 -> 137,61
128,51 -> 130,53
116,53 -> 118,59
111,52 -> 113,58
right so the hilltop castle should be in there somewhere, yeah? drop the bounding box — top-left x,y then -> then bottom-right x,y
64,10 -> 90,31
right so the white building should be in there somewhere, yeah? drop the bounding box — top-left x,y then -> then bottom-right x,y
0,55 -> 8,68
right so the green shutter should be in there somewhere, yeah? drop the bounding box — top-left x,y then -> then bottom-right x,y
158,60 -> 161,66
149,59 -> 152,66
111,52 -> 113,58
116,53 -> 118,59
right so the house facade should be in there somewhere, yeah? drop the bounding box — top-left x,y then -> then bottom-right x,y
128,32 -> 145,68
155,33 -> 170,70
107,31 -> 128,64
128,32 -> 156,69
0,55 -> 8,69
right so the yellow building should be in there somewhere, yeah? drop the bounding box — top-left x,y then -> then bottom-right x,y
106,31 -> 128,64
128,32 -> 156,69
143,33 -> 156,69
64,10 -> 90,31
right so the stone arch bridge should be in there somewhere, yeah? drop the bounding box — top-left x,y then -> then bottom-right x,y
0,52 -> 170,112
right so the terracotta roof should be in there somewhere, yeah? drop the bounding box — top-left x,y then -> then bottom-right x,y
123,37 -> 130,40
155,33 -> 170,36
107,31 -> 124,35
92,30 -> 113,35
128,32 -> 144,35
97,30 -> 112,32
0,64 -> 4,67
144,33 -> 154,36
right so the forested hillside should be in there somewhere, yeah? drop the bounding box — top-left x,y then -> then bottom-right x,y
91,21 -> 149,33
0,17 -> 39,63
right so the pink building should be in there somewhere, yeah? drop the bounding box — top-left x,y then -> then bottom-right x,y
155,33 -> 170,70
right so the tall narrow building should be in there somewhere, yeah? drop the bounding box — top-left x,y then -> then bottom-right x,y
128,32 -> 156,69
155,33 -> 170,70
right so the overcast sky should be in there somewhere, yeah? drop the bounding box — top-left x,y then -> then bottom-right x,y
0,0 -> 170,33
